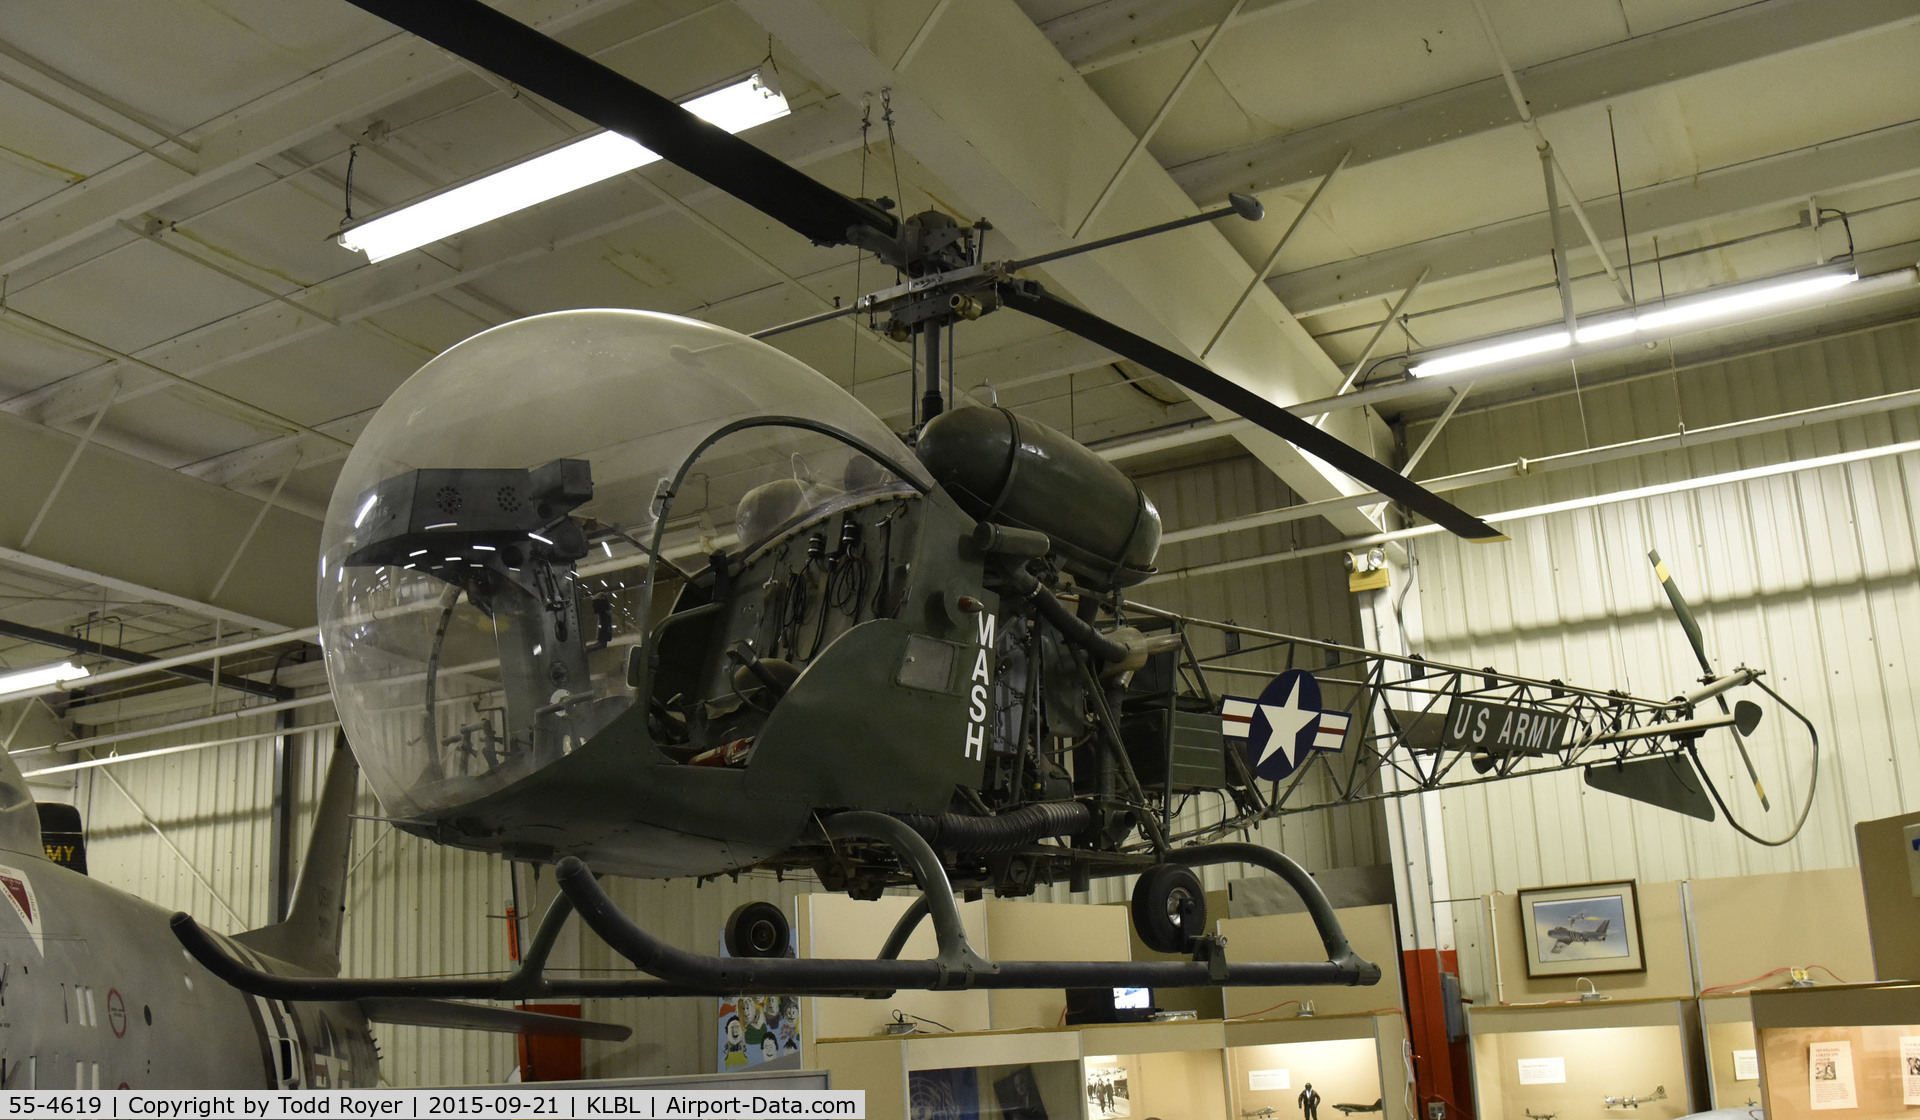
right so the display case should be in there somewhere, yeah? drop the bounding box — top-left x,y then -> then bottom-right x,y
813,1019 -> 1231,1120
1467,1000 -> 1693,1119
1751,981 -> 1920,1119
817,1029 -> 1084,1120
1698,994 -> 1762,1110
1078,1021 -> 1229,1120
1226,1013 -> 1409,1120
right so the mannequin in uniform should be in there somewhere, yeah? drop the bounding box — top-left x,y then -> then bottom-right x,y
1297,1084 -> 1320,1120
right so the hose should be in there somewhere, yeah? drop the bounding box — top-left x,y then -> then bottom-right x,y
1004,568 -> 1128,664
898,802 -> 1092,853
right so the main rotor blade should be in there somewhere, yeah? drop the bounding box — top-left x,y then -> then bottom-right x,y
342,0 -> 896,252
999,281 -> 1505,541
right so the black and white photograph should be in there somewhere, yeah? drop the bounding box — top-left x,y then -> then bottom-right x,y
1084,1065 -> 1131,1120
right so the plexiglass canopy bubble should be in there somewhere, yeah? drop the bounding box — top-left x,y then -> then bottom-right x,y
319,309 -> 931,819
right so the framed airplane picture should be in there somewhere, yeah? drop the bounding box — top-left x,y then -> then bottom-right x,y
1517,880 -> 1645,977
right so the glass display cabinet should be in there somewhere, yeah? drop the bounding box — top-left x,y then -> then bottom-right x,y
1225,1013 -> 1408,1120
1078,1020 -> 1230,1120
814,1018 -> 1232,1120
1698,994 -> 1762,1111
1467,1000 -> 1693,1119
1751,981 -> 1920,1119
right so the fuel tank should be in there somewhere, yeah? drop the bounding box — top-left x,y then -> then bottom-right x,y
917,406 -> 1160,588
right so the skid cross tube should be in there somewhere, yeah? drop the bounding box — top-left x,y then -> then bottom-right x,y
878,895 -> 934,961
820,810 -> 993,978
872,840 -> 1381,988
555,856 -> 1377,991
175,822 -> 1379,1000
1165,844 -> 1378,983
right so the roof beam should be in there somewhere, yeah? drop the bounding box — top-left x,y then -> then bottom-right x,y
0,408 -> 318,630
1171,0 -> 1920,205
0,545 -> 285,635
0,618 -> 292,701
1271,119 -> 1920,316
1038,0 -> 1324,75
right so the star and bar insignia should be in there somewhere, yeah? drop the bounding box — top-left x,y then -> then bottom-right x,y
1220,668 -> 1351,781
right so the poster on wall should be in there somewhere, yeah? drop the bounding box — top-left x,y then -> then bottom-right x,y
1901,1036 -> 1920,1107
715,930 -> 801,1069
1515,880 -> 1645,978
717,993 -> 802,1068
1085,1065 -> 1131,1119
1807,1040 -> 1857,1111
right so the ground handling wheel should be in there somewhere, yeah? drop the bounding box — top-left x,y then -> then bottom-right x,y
724,901 -> 792,958
1131,864 -> 1207,953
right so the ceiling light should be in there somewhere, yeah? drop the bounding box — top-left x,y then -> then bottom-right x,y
1634,271 -> 1856,332
1407,268 -> 1862,378
0,660 -> 90,699
1412,329 -> 1570,378
338,75 -> 789,262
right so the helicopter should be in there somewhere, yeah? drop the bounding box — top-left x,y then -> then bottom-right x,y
172,0 -> 1804,1005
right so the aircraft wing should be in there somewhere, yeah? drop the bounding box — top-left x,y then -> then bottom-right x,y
358,997 -> 632,1041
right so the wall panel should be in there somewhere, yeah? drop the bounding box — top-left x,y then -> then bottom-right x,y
1408,318 -> 1920,998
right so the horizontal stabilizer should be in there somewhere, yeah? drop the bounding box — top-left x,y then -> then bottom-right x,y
357,998 -> 632,1041
1584,754 -> 1716,821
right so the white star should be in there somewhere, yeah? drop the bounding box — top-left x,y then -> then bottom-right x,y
1256,686 -> 1319,771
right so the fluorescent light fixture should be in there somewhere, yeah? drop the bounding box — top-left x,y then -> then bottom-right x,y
0,660 -> 90,698
1408,269 -> 1861,378
1412,329 -> 1570,377
1634,270 -> 1856,332
338,75 -> 790,262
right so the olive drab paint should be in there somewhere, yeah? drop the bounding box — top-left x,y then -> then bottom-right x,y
965,611 -> 996,759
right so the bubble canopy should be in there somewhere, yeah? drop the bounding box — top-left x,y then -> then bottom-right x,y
318,309 -> 931,819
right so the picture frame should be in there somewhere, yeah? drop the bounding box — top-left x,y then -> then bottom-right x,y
1516,879 -> 1645,977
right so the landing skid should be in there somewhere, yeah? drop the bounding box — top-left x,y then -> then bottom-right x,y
172,811 -> 1379,1000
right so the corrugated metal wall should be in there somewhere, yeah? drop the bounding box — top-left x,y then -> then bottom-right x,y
66,705 -> 519,1087
1409,319 -> 1920,998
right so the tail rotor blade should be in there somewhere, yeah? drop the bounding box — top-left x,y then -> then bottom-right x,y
1648,548 -> 1712,674
1648,548 -> 1770,810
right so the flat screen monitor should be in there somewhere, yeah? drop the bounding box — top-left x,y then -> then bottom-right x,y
1112,986 -> 1151,1010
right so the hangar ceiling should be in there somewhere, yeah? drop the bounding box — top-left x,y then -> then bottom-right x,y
2,0 -> 1918,736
